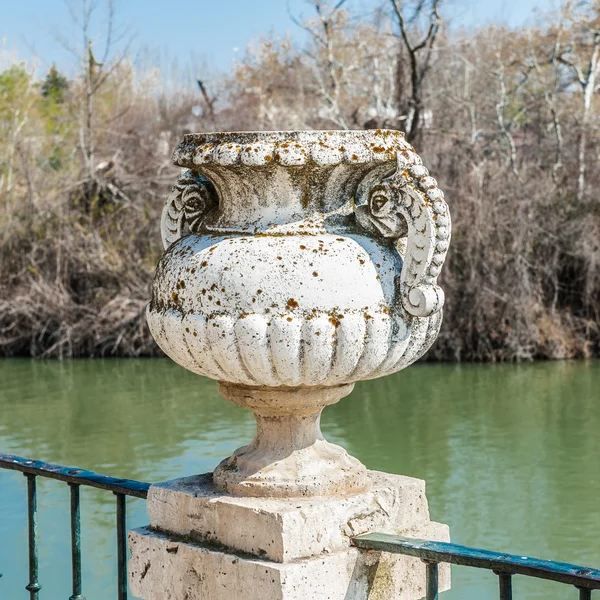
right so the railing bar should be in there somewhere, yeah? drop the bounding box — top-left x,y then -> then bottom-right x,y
498,572 -> 513,600
116,492 -> 128,600
1,454 -> 150,498
425,562 -> 439,600
25,473 -> 41,599
352,534 -> 600,589
69,483 -> 85,600
579,588 -> 592,600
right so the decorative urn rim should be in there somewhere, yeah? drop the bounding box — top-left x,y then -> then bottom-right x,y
173,129 -> 413,169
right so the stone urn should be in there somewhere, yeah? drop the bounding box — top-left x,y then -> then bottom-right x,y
147,130 -> 450,498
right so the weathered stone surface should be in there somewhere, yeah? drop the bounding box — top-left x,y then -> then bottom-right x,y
148,131 -> 451,389
129,524 -> 450,600
129,471 -> 450,600
145,129 -> 452,498
212,383 -> 370,497
146,470 -> 432,563
135,129 -> 452,598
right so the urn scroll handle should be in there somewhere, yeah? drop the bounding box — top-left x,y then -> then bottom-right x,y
160,169 -> 220,250
355,153 -> 451,317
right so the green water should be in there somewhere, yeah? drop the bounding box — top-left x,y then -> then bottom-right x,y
0,359 -> 598,599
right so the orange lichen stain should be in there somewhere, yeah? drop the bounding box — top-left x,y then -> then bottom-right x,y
240,313 -> 249,319
300,245 -> 307,250
329,316 -> 340,328
336,238 -> 344,242
277,256 -> 283,260
359,259 -> 365,265
351,154 -> 358,160
286,298 -> 299,309
365,314 -> 372,320
265,155 -> 272,162
312,272 -> 318,277
201,261 -> 208,267
315,331 -> 321,336
286,317 -> 293,322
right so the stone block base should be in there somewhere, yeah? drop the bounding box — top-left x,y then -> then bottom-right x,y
129,470 -> 450,599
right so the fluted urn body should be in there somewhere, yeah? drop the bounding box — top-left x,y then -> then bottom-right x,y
147,130 -> 451,497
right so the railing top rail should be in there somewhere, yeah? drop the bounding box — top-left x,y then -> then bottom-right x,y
352,534 -> 600,590
0,454 -> 151,499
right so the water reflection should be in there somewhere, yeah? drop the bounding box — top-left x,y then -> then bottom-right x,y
0,359 -> 598,599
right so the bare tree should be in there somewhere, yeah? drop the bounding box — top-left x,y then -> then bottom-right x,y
56,0 -> 132,180
555,2 -> 600,201
389,0 -> 441,144
289,0 -> 351,129
529,28 -> 566,181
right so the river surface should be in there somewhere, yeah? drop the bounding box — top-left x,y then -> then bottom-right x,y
0,359 -> 598,599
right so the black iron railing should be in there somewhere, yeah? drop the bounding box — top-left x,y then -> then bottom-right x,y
352,533 -> 600,599
0,454 -> 151,600
3,454 -> 600,599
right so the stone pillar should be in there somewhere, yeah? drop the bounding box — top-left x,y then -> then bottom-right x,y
131,130 -> 452,599
129,471 -> 449,599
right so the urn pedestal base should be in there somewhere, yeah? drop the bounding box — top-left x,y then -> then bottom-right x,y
128,471 -> 450,600
213,382 -> 370,498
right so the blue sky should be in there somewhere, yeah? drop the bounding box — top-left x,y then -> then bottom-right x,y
1,0 -> 557,78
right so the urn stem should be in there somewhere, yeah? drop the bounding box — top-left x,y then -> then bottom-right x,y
213,383 -> 371,498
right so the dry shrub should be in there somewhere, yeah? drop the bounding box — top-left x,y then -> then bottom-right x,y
1,2 -> 599,360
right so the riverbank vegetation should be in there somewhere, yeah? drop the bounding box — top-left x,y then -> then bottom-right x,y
1,0 -> 599,360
